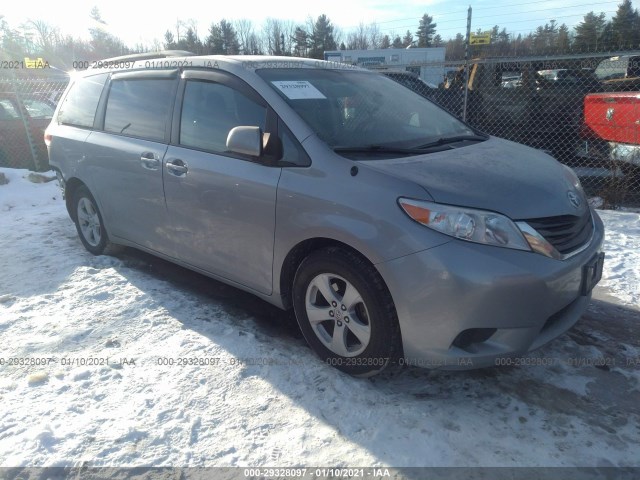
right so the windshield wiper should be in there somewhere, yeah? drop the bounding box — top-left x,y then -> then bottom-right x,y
333,145 -> 427,154
333,134 -> 488,155
414,134 -> 488,150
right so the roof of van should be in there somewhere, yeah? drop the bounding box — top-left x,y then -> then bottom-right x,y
84,55 -> 365,74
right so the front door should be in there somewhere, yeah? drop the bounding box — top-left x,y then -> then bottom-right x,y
163,71 -> 281,295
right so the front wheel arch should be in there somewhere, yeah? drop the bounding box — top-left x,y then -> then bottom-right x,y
279,237 -> 379,310
291,246 -> 403,376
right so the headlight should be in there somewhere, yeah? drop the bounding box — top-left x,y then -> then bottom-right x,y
398,198 -> 531,251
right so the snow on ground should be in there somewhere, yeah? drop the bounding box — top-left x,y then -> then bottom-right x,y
598,210 -> 640,307
0,167 -> 639,468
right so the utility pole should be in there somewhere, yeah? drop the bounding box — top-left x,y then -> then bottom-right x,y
463,6 -> 472,121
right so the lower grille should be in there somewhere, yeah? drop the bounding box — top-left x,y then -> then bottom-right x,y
524,211 -> 593,255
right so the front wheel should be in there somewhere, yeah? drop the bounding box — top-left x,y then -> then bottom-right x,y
292,247 -> 402,377
73,185 -> 120,256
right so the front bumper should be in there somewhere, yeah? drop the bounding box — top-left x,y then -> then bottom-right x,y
376,210 -> 605,370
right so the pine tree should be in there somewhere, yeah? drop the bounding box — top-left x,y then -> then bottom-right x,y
381,34 -> 391,49
392,35 -> 403,48
611,0 -> 640,49
293,26 -> 308,57
205,20 -> 239,55
574,12 -> 607,52
557,24 -> 570,53
180,27 -> 201,54
205,23 -> 224,54
402,30 -> 413,47
220,20 -> 239,54
309,14 -> 337,59
416,14 -> 437,47
164,30 -> 175,49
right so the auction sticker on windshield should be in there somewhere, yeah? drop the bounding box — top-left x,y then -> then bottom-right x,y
271,81 -> 326,100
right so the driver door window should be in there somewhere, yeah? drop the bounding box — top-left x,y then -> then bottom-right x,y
179,80 -> 266,154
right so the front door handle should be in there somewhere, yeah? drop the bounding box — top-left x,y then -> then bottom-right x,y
140,152 -> 159,170
166,159 -> 188,176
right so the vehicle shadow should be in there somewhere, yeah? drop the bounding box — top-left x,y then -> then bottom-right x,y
113,246 -> 640,469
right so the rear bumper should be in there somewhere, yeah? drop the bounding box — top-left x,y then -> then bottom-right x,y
376,210 -> 605,370
610,142 -> 640,166
577,138 -> 640,167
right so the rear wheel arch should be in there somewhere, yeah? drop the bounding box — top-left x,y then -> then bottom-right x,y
71,184 -> 121,255
64,177 -> 86,221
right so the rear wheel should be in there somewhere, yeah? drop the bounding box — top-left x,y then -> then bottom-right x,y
292,247 -> 401,377
73,185 -> 120,256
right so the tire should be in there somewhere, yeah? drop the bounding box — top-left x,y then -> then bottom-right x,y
73,185 -> 120,256
292,247 -> 402,377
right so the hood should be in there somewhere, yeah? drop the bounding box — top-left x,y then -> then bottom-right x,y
361,137 -> 589,220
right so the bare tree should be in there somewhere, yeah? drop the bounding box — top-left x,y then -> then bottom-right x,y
185,18 -> 199,40
262,18 -> 282,55
262,18 -> 294,55
235,19 -> 254,54
26,20 -> 58,52
246,32 -> 263,55
175,19 -> 184,43
368,23 -> 381,49
347,23 -> 369,50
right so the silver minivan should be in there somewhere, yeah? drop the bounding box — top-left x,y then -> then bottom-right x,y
46,54 -> 605,376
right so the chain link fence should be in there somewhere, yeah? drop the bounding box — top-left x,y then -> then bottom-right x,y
377,53 -> 640,209
0,73 -> 69,171
3,55 -> 640,208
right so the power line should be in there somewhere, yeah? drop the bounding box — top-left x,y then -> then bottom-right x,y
441,0 -> 620,26
343,0 -> 624,29
385,7 -> 616,32
384,9 -> 618,37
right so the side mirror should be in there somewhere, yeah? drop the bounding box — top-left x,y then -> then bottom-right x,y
226,126 -> 262,157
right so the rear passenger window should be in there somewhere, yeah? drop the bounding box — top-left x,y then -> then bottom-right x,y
58,73 -> 108,127
180,80 -> 266,153
104,79 -> 174,141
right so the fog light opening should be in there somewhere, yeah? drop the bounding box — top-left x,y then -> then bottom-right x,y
452,328 -> 497,352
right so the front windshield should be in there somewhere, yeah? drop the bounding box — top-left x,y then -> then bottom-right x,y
257,68 -> 473,150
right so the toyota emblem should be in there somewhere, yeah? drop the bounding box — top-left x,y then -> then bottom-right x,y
567,191 -> 581,208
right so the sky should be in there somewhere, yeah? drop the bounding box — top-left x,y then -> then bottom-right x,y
1,0 -> 625,47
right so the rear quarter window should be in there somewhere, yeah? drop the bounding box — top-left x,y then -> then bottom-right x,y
57,73 -> 108,128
